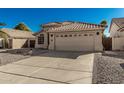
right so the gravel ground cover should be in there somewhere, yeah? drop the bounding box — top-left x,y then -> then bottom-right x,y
0,53 -> 30,65
0,49 -> 49,66
93,52 -> 124,84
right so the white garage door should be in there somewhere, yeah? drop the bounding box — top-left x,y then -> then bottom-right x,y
55,34 -> 94,51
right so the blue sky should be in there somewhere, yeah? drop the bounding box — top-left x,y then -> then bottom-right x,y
0,8 -> 124,36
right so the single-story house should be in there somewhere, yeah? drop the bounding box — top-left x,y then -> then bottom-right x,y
110,18 -> 124,50
0,28 -> 35,49
35,21 -> 106,51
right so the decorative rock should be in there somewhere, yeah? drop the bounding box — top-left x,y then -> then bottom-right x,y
93,52 -> 124,84
0,53 -> 30,65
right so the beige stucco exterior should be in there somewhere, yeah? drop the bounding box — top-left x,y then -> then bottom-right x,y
110,22 -> 120,37
112,37 -> 124,50
12,38 -> 27,49
94,31 -> 103,51
35,32 -> 48,49
35,21 -> 105,51
110,19 -> 124,50
35,30 -> 103,51
0,28 -> 35,49
11,38 -> 35,49
0,38 -> 4,48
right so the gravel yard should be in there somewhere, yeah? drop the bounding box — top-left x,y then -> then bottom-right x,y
93,52 -> 124,84
0,53 -> 30,65
0,49 -> 49,66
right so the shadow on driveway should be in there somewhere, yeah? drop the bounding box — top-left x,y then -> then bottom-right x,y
0,48 -> 95,59
32,50 -> 94,59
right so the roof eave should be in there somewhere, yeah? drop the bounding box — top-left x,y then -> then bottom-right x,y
47,28 -> 105,33
109,18 -> 123,33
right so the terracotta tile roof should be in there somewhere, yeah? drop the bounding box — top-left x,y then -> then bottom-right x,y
46,22 -> 105,32
0,28 -> 35,39
42,21 -> 73,27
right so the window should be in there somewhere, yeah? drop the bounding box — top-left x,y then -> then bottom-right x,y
61,35 -> 63,37
69,35 -> 72,37
84,34 -> 88,36
74,34 -> 77,37
38,34 -> 44,44
79,34 -> 81,36
56,35 -> 59,37
64,35 -> 68,37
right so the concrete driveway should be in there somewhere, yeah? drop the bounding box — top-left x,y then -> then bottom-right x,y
0,51 -> 94,84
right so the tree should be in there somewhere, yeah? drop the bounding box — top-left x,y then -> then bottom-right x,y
100,20 -> 107,27
14,22 -> 31,31
0,22 -> 6,26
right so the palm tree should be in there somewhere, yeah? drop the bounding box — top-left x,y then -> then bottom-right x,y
100,20 -> 108,50
0,22 -> 6,26
100,20 -> 107,27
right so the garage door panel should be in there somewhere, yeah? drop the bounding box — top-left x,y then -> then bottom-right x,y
55,35 -> 94,51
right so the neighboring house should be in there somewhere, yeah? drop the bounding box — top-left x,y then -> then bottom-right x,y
0,28 -> 35,49
35,21 -> 106,51
110,18 -> 124,50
